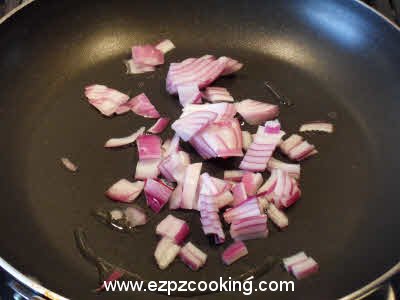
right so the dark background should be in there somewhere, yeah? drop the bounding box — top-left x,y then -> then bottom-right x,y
0,0 -> 397,26
1,0 -> 395,26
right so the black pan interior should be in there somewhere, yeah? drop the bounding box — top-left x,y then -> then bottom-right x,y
0,0 -> 399,299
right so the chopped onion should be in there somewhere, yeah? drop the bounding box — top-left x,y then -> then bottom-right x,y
214,190 -> 234,208
220,57 -> 243,76
239,120 -> 285,172
159,151 -> 190,183
267,157 -> 300,179
169,184 -> 183,210
105,179 -> 144,203
235,99 -> 279,125
148,118 -> 170,134
211,176 -> 230,194
181,163 -> 202,210
223,170 -> 245,182
199,193 -> 225,244
104,127 -> 145,148
279,134 -> 303,155
291,257 -> 319,279
124,206 -> 147,227
136,135 -> 162,160
202,87 -> 234,103
177,84 -> 202,107
61,157 -> 78,172
265,202 -> 289,229
241,131 -> 253,150
156,214 -> 190,244
181,103 -> 236,121
124,59 -> 155,74
132,45 -> 164,66
257,170 -> 277,196
172,111 -> 218,141
241,172 -> 263,196
84,84 -> 130,116
232,182 -> 248,206
117,93 -> 160,118
154,237 -> 181,270
134,158 -> 160,179
189,118 -> 243,159
221,241 -> 248,265
144,179 -> 173,213
230,215 -> 268,241
288,141 -> 317,161
268,170 -> 301,209
179,242 -> 207,271
154,39 -> 175,54
299,122 -> 334,133
283,252 -> 308,272
223,197 -> 262,224
199,173 -> 220,196
166,56 -> 229,94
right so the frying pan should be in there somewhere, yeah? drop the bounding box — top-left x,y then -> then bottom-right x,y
0,0 -> 399,299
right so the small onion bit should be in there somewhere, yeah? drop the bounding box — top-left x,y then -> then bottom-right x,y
117,93 -> 160,118
154,39 -> 176,54
61,157 -> 78,172
223,197 -> 262,224
279,134 -> 318,161
137,135 -> 162,160
299,122 -> 334,133
235,99 -> 279,125
166,55 -> 234,95
267,157 -> 300,180
202,87 -> 234,103
144,179 -> 173,213
125,59 -> 155,74
283,252 -> 319,280
220,56 -> 243,76
241,172 -> 263,196
199,180 -> 226,244
179,242 -> 207,271
148,118 -> 170,134
105,179 -> 144,203
104,126 -> 145,148
221,241 -> 248,265
239,120 -> 285,172
230,215 -> 268,241
84,84 -> 130,116
154,237 -> 181,270
132,44 -> 164,66
156,214 -> 190,244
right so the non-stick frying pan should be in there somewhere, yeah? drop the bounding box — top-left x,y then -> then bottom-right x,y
0,0 -> 399,299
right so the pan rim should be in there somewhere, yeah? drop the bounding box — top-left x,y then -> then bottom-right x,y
0,0 -> 398,299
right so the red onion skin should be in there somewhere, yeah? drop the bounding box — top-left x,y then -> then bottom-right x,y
95,270 -> 124,292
